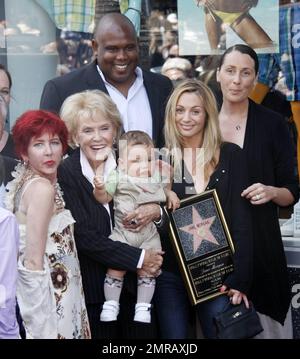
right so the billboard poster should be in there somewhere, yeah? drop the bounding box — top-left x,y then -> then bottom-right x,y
178,0 -> 279,55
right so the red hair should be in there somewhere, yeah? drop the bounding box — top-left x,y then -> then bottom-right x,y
12,110 -> 69,159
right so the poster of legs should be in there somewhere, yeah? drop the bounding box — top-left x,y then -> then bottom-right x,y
178,0 -> 279,55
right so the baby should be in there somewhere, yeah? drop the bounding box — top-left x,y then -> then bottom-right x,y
93,130 -> 179,323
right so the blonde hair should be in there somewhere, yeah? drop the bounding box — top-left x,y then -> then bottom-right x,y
60,90 -> 122,148
164,79 -> 222,179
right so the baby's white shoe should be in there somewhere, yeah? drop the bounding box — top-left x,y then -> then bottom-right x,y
133,303 -> 152,323
100,300 -> 120,322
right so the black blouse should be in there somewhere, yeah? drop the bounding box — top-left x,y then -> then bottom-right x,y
243,100 -> 299,324
160,142 -> 253,295
1,134 -> 17,160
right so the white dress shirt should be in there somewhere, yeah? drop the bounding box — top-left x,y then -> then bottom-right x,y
97,66 -> 153,139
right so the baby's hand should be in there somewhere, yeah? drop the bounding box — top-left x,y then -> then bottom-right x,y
93,176 -> 105,190
156,159 -> 173,184
167,190 -> 180,212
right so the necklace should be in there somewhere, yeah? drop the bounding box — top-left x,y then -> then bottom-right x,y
220,109 -> 247,132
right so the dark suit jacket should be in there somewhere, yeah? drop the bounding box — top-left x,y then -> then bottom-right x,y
40,60 -> 173,148
58,148 -> 142,305
0,155 -> 17,186
1,134 -> 17,160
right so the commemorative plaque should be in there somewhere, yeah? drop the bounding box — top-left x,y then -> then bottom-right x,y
165,189 -> 235,305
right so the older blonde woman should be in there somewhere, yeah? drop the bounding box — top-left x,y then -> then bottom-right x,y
154,79 -> 253,338
58,90 -> 164,339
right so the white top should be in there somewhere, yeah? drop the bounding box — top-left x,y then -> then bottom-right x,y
97,65 -> 153,139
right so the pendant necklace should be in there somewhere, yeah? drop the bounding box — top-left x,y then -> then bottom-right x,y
235,125 -> 241,131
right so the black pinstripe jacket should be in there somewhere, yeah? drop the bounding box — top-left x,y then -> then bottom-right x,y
58,148 -> 142,304
0,155 -> 17,186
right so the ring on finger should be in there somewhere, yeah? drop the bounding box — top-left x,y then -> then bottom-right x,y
255,194 -> 261,201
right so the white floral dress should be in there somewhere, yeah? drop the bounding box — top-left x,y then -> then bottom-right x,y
5,164 -> 90,339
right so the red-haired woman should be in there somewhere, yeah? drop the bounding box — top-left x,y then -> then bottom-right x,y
5,110 -> 90,339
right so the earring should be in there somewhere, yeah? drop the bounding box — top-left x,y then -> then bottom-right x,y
113,137 -> 116,145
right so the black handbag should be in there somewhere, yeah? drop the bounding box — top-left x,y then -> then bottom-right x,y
214,301 -> 263,339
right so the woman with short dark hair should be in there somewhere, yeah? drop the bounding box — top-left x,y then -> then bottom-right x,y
217,44 -> 299,338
